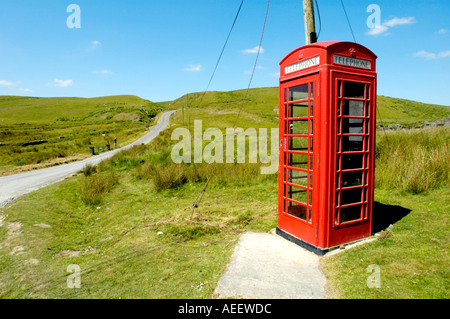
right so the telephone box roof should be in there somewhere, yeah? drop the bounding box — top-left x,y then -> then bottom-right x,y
280,41 -> 378,65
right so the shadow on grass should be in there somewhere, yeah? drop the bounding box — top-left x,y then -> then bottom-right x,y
372,202 -> 412,233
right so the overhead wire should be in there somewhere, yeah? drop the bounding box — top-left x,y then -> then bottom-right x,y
339,0 -> 356,43
199,0 -> 245,102
191,0 -> 271,216
314,0 -> 321,40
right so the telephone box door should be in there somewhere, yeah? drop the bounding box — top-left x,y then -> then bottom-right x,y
329,73 -> 376,246
279,73 -> 320,246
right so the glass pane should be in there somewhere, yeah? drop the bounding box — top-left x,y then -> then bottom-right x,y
342,154 -> 364,170
286,170 -> 308,187
341,188 -> 363,205
340,205 -> 362,223
343,118 -> 364,134
288,136 -> 308,152
341,171 -> 363,188
289,102 -> 308,118
365,120 -> 370,134
365,136 -> 370,151
343,81 -> 365,98
310,82 -> 314,99
287,203 -> 307,220
365,101 -> 370,117
289,84 -> 309,101
289,153 -> 309,167
343,100 -> 364,116
288,120 -> 309,135
342,136 -> 363,152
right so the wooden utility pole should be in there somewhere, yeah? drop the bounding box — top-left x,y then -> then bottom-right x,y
303,0 -> 317,45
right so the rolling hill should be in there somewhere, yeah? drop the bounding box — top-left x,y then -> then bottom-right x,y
0,95 -> 164,175
0,89 -> 448,175
162,87 -> 449,127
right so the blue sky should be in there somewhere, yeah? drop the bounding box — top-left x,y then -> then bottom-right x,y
0,0 -> 449,106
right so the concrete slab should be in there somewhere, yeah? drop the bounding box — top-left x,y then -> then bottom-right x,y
214,231 -> 327,299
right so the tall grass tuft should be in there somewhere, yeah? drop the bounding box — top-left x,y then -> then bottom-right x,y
80,172 -> 119,205
136,159 -> 273,192
149,163 -> 187,191
375,127 -> 449,193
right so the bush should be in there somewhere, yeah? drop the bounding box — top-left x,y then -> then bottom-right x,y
151,163 -> 187,191
80,172 -> 119,205
375,127 -> 449,193
81,164 -> 97,176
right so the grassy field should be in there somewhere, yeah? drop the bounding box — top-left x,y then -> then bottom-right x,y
0,95 -> 164,176
322,127 -> 449,299
0,110 -> 278,298
0,88 -> 449,299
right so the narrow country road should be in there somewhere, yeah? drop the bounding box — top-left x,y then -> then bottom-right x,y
0,110 -> 176,208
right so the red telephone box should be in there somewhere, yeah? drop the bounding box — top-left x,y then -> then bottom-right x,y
276,41 -> 377,255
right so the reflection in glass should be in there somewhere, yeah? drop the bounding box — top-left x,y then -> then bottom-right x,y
289,102 -> 308,118
343,100 -> 364,116
289,84 -> 308,101
343,81 -> 365,98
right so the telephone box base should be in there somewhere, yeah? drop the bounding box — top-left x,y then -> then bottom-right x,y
276,227 -> 328,256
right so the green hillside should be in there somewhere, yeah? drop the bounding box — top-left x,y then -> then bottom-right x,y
0,95 -> 162,124
1,89 -> 448,176
0,95 -> 164,175
163,87 -> 449,127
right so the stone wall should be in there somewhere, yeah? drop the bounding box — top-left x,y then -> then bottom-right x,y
377,117 -> 450,131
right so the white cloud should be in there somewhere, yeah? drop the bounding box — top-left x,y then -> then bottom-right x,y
383,17 -> 416,27
439,51 -> 450,58
366,16 -> 416,36
92,40 -> 101,46
93,69 -> 113,75
366,24 -> 389,36
54,79 -> 73,87
414,50 -> 450,59
184,64 -> 202,72
243,46 -> 264,54
18,88 -> 34,92
437,28 -> 448,35
0,80 -> 14,86
270,72 -> 280,78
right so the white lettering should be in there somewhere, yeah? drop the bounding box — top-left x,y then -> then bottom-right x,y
67,264 -> 81,288
178,303 -> 212,316
170,121 -> 279,174
366,4 -> 381,29
285,56 -> 320,74
66,4 -> 81,29
222,303 -> 272,314
333,55 -> 371,69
